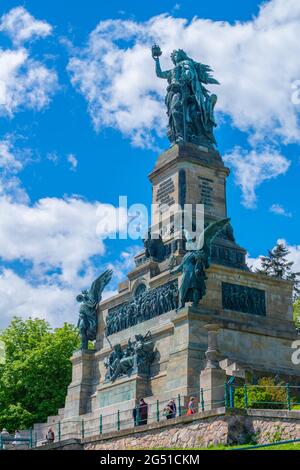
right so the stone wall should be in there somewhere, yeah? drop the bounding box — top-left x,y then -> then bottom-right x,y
36,409 -> 300,450
35,439 -> 83,451
83,408 -> 300,450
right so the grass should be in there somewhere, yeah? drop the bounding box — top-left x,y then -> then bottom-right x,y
256,443 -> 300,450
150,442 -> 300,451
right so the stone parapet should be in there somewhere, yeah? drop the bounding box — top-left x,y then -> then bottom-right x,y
36,408 -> 300,450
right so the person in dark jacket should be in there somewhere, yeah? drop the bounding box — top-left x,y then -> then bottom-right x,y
132,402 -> 138,426
138,398 -> 148,426
169,399 -> 177,419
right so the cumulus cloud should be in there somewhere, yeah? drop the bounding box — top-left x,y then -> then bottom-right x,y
0,268 -> 77,328
0,6 -> 52,45
0,139 -> 131,329
0,8 -> 57,116
0,48 -> 58,116
0,195 -> 130,328
67,0 -> 300,148
0,197 -> 123,283
269,203 -> 292,217
0,136 -> 30,203
223,146 -> 290,208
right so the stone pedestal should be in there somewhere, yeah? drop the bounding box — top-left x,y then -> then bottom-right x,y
200,367 -> 226,410
204,323 -> 222,368
200,324 -> 226,410
147,142 -> 247,270
64,349 -> 96,418
97,374 -> 149,410
93,374 -> 150,431
165,306 -> 207,399
148,143 -> 229,244
32,140 -> 300,436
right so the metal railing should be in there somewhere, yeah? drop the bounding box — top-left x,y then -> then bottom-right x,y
0,431 -> 33,450
3,383 -> 300,448
32,383 -> 300,446
225,383 -> 300,410
32,391 -> 205,446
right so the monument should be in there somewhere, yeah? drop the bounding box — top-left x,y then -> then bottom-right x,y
35,46 -> 299,437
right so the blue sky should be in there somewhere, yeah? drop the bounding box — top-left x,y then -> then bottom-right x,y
0,0 -> 299,328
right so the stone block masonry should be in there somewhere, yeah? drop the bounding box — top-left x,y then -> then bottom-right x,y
84,409 -> 300,450
36,409 -> 300,450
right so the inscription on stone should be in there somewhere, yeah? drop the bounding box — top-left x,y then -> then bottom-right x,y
99,382 -> 135,408
199,176 -> 214,209
222,282 -> 266,316
211,244 -> 246,269
156,177 -> 175,209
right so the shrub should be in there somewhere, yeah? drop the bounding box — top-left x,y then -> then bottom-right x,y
233,377 -> 290,409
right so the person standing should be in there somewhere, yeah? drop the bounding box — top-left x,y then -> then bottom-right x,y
1,428 -> 10,450
169,398 -> 177,418
132,400 -> 139,426
138,398 -> 148,426
187,397 -> 197,415
46,427 -> 55,444
164,399 -> 177,419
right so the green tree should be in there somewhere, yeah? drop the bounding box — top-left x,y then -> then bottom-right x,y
0,317 -> 80,432
294,300 -> 300,328
256,242 -> 300,301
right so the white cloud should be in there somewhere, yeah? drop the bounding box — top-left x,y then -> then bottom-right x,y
0,175 -> 29,205
67,0 -> 300,148
0,137 -> 23,172
67,153 -> 78,171
223,146 -> 290,208
277,239 -> 300,273
0,136 -> 30,203
0,48 -> 58,116
246,253 -> 263,272
0,268 -> 77,328
0,8 -> 57,116
269,203 -> 292,217
0,6 -> 52,45
107,245 -> 141,281
0,196 -> 126,285
0,139 -> 130,329
46,152 -> 59,165
0,195 -> 130,329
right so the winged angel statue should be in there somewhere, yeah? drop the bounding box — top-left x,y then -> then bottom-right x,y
170,219 -> 230,308
152,45 -> 219,147
77,269 -> 113,350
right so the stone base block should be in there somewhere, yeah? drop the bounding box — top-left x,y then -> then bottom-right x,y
64,349 -> 96,419
200,367 -> 226,410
